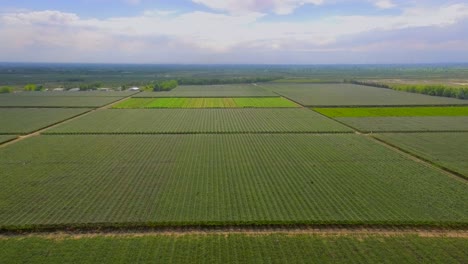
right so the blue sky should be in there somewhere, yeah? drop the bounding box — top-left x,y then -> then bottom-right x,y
0,0 -> 467,64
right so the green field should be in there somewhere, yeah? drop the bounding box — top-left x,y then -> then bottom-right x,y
135,84 -> 277,98
1,234 -> 466,263
0,135 -> 16,144
262,83 -> 468,106
0,108 -> 90,134
0,96 -> 124,108
0,134 -> 466,229
374,133 -> 468,177
45,109 -> 351,134
337,117 -> 468,132
113,97 -> 299,108
314,106 -> 468,117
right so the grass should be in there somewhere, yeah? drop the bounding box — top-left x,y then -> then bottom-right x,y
314,106 -> 468,117
0,134 -> 466,229
374,132 -> 468,177
113,97 -> 299,108
0,108 -> 90,134
262,83 -> 468,106
1,234 -> 467,263
336,117 -> 468,132
45,109 -> 352,134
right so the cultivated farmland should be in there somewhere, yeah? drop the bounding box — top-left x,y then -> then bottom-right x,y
374,133 -> 468,177
45,109 -> 352,134
0,135 -> 16,144
262,83 -> 468,106
0,96 -> 124,108
314,106 -> 468,117
0,91 -> 138,97
1,234 -> 467,264
0,134 -> 466,228
113,97 -> 299,108
0,108 -> 90,134
135,84 -> 278,97
336,116 -> 468,132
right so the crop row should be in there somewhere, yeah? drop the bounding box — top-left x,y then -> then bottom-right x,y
1,234 -> 467,263
374,132 -> 468,177
0,135 -> 17,144
0,134 -> 466,228
0,96 -> 123,108
135,84 -> 277,98
0,91 -> 138,97
0,108 -> 91,134
336,116 -> 468,132
314,106 -> 468,117
45,109 -> 351,134
113,97 -> 299,108
261,83 -> 468,106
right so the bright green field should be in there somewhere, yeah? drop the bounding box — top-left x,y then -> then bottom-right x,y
0,108 -> 90,134
46,109 -> 351,134
314,107 -> 468,117
113,97 -> 299,108
0,134 -> 466,229
1,234 -> 466,264
0,135 -> 16,144
374,133 -> 468,177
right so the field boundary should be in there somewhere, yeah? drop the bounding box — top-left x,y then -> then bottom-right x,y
371,136 -> 468,181
0,93 -> 138,148
42,131 -> 355,135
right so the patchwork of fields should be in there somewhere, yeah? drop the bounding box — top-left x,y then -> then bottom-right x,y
113,97 -> 299,108
0,83 -> 467,262
46,109 -> 351,134
0,108 -> 90,134
262,83 -> 468,106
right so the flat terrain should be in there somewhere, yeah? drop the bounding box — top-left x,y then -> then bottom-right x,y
0,134 -> 466,228
0,135 -> 16,144
135,84 -> 277,98
0,108 -> 90,134
1,234 -> 467,263
314,106 -> 468,117
1,91 -> 138,97
336,116 -> 468,132
0,96 -> 123,108
374,133 -> 468,177
113,97 -> 299,108
262,83 -> 468,106
46,109 -> 351,134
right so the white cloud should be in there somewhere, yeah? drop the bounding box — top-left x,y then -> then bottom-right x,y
123,0 -> 141,5
372,0 -> 395,9
1,3 -> 468,63
192,0 -> 324,15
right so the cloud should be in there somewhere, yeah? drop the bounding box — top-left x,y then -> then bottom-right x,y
123,0 -> 141,5
372,0 -> 395,9
1,3 -> 468,63
192,0 -> 324,15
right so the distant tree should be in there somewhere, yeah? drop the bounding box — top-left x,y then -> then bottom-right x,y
0,86 -> 13,93
24,84 -> 37,91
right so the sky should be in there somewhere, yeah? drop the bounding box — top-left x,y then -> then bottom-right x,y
0,0 -> 468,64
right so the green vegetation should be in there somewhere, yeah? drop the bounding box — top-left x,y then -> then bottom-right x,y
0,96 -> 123,108
374,133 -> 468,177
0,86 -> 13,94
143,80 -> 178,91
262,83 -> 468,106
23,83 -> 43,92
336,117 -> 468,132
347,80 -> 468,99
113,97 -> 299,108
46,109 -> 351,134
0,135 -> 16,144
135,84 -> 277,98
0,134 -> 466,229
1,234 -> 467,263
314,106 -> 468,117
0,108 -> 90,134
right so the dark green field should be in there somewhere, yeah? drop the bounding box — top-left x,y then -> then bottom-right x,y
135,84 -> 277,98
1,134 -> 466,229
0,96 -> 124,108
46,109 -> 351,134
0,135 -> 16,144
1,234 -> 466,264
314,106 -> 468,117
